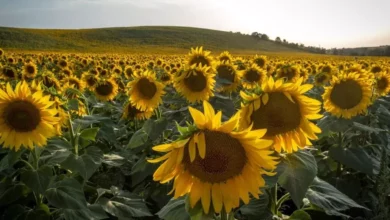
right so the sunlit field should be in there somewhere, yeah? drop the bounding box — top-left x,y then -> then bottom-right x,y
0,46 -> 389,220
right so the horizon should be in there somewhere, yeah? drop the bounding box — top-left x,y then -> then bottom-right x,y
1,0 -> 390,49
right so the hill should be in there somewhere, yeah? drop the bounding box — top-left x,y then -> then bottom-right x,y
0,26 -> 310,54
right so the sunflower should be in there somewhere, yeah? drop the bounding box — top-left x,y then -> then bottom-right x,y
93,78 -> 119,101
41,75 -> 61,91
314,72 -> 331,86
240,77 -> 322,153
370,65 -> 382,74
0,82 -> 59,150
217,51 -> 233,63
61,76 -> 85,92
122,102 -> 154,120
148,101 -> 278,214
22,62 -> 38,79
240,64 -> 267,90
374,72 -> 390,96
320,64 -> 333,75
215,61 -> 240,93
99,69 -> 109,78
323,72 -> 372,119
82,73 -> 98,89
124,65 -> 134,79
127,70 -> 165,111
174,64 -> 215,103
160,72 -> 173,85
187,47 -> 214,67
0,48 -> 4,57
275,65 -> 300,82
252,55 -> 267,69
1,66 -> 18,80
58,59 -> 68,69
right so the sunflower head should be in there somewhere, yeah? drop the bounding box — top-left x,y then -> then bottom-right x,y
23,62 -> 38,79
187,47 -> 214,67
127,70 -> 165,111
374,72 -> 390,97
240,77 -> 322,153
217,51 -> 233,63
93,78 -> 119,101
252,55 -> 267,68
215,61 -> 240,93
148,101 -> 278,214
314,72 -> 331,86
240,64 -> 267,89
174,64 -> 215,103
122,102 -> 154,120
0,82 -> 59,150
275,65 -> 301,82
82,73 -> 98,88
58,59 -> 68,69
1,66 -> 18,80
323,72 -> 372,119
370,65 -> 382,74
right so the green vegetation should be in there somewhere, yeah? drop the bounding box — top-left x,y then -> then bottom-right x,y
0,26 -> 308,54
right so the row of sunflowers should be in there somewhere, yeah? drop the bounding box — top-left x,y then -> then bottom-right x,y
0,47 -> 389,220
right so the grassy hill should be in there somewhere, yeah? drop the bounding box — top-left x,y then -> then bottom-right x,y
0,26 -> 307,54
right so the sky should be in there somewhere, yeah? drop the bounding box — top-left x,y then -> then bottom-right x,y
0,0 -> 389,48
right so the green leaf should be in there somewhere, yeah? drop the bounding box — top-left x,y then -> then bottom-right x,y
97,196 -> 153,218
0,184 -> 30,207
306,177 -> 367,218
329,147 -> 376,175
21,165 -> 53,194
42,148 -> 71,165
47,138 -> 72,149
352,122 -> 385,133
157,197 -> 190,220
61,146 -> 103,180
67,99 -> 79,111
143,118 -> 168,140
128,129 -> 148,149
79,127 -> 100,141
63,204 -> 108,220
278,150 -> 317,208
237,193 -> 272,220
0,149 -> 25,171
45,178 -> 88,209
290,210 -> 311,220
17,209 -> 50,220
131,155 -> 158,187
317,115 -> 352,137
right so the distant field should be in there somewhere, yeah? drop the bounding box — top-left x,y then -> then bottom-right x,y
0,26 -> 309,54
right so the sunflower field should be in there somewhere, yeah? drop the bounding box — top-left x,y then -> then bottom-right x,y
0,46 -> 389,220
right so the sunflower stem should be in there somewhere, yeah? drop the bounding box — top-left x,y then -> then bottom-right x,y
276,192 -> 290,212
68,116 -> 78,156
20,159 -> 35,170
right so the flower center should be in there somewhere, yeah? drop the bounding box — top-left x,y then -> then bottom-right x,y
217,65 -> 235,84
184,70 -> 207,92
330,79 -> 363,109
26,65 -> 35,74
189,56 -> 210,66
183,130 -> 247,183
3,100 -> 41,132
251,92 -> 301,137
137,78 -> 157,99
95,82 -> 114,96
244,69 -> 260,82
377,78 -> 388,91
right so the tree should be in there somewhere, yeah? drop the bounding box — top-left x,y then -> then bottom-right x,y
275,37 -> 282,43
283,39 -> 288,44
261,34 -> 269,40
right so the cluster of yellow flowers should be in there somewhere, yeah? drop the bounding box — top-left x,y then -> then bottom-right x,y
0,46 -> 389,214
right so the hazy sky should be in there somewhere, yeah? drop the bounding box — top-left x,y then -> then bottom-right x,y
1,0 -> 389,48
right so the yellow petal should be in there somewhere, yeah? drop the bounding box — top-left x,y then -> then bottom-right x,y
201,183 -> 211,214
189,138 -> 197,162
262,93 -> 269,105
147,152 -> 171,163
190,179 -> 202,208
197,132 -> 206,159
189,107 -> 206,127
152,143 -> 174,152
211,184 -> 223,213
